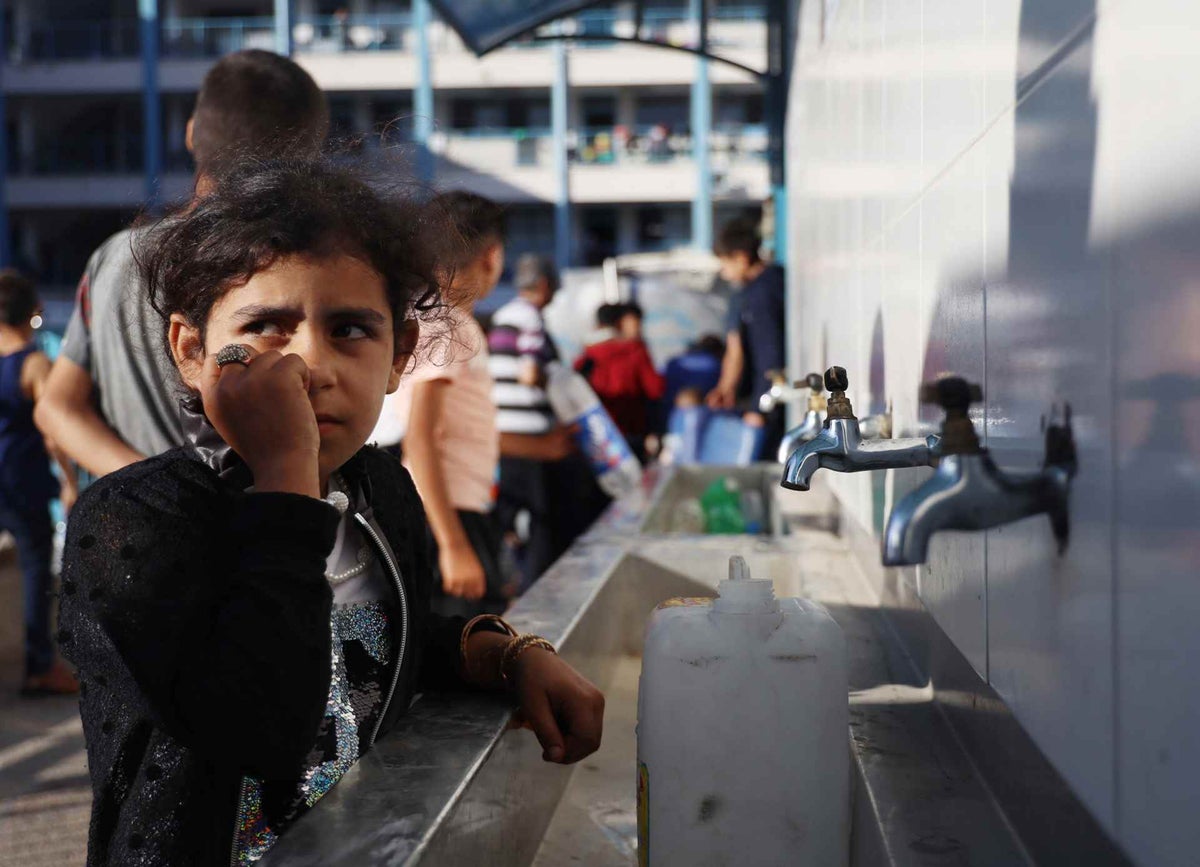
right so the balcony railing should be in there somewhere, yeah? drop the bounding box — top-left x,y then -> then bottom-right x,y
293,13 -> 414,52
433,123 -> 765,170
536,6 -> 764,47
161,17 -> 276,58
6,7 -> 763,61
7,122 -> 762,176
572,123 -> 766,165
162,14 -> 414,57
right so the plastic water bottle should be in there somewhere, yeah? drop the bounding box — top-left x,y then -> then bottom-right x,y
700,477 -> 745,534
637,556 -> 849,866
545,362 -> 642,499
739,489 -> 766,534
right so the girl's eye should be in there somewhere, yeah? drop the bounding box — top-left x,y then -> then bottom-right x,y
333,324 -> 371,340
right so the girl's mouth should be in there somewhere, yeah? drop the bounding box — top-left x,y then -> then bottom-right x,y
315,415 -> 341,431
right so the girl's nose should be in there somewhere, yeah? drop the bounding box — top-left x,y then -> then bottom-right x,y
306,357 -> 337,393
293,335 -> 337,392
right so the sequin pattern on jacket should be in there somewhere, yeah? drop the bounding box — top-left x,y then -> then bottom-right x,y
59,446 -> 468,866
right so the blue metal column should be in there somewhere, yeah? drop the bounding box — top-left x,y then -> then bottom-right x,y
413,0 -> 434,184
551,38 -> 570,269
274,0 -> 293,56
139,0 -> 162,207
0,7 -> 10,267
764,0 -> 790,264
689,0 -> 712,251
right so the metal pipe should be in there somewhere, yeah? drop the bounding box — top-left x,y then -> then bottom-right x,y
139,0 -> 162,208
764,0 -> 789,263
690,0 -> 712,252
413,0 -> 434,184
274,0 -> 293,56
552,37 -> 570,269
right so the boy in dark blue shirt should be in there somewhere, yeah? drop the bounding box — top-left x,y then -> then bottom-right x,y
706,217 -> 787,457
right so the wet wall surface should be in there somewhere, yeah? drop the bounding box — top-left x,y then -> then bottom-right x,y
785,2 -> 1200,863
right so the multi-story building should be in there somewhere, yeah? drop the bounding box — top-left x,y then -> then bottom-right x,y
2,0 -> 768,316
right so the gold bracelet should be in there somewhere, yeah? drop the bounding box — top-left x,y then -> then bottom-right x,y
460,614 -> 518,681
500,634 -> 557,688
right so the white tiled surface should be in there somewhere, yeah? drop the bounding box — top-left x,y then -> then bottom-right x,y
785,0 -> 1200,862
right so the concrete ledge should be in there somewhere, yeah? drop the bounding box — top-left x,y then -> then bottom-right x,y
265,465 -> 1125,866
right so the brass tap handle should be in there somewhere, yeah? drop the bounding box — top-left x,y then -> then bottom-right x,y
823,366 -> 855,419
795,372 -> 824,392
824,366 -> 849,393
919,376 -> 982,454
918,376 -> 982,413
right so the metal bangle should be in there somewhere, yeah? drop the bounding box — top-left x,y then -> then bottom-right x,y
500,635 -> 557,688
460,614 -> 519,680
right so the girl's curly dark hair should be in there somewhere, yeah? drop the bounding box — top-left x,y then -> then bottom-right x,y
137,157 -> 454,360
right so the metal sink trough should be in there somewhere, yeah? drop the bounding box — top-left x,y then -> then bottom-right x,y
638,463 -> 789,536
263,467 -> 1039,867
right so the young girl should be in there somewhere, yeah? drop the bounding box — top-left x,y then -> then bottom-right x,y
58,160 -> 604,866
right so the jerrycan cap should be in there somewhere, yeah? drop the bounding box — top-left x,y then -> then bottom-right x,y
713,556 -> 780,614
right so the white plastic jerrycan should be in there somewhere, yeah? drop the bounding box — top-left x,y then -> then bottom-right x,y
636,556 -> 848,867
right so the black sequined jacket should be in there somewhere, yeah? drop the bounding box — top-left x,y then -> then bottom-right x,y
59,443 -> 470,866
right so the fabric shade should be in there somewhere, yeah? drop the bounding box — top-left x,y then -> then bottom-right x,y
429,0 -> 607,55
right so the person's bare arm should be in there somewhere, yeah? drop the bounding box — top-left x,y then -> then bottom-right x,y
407,379 -> 486,600
24,352 -> 80,509
706,330 -> 744,409
33,355 -> 144,477
499,426 -> 576,461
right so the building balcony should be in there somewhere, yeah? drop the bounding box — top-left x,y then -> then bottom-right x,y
5,124 -> 766,208
434,125 -> 768,204
3,9 -> 765,92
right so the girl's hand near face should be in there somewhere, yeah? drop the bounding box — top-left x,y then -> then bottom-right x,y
511,650 -> 605,764
199,346 -> 322,498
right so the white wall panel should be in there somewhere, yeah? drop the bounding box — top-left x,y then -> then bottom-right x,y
920,0 -> 986,187
787,0 -> 1200,860
1093,3 -> 1200,863
918,145 -> 988,676
983,30 -> 1115,829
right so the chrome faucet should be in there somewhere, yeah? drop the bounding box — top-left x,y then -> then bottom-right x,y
773,373 -> 827,463
882,377 -> 1077,567
759,371 -> 807,414
780,367 -> 941,491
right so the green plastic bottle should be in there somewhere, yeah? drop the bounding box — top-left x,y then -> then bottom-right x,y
700,477 -> 746,534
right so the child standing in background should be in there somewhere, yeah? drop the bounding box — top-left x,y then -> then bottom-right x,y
489,255 -> 596,587
390,192 -> 510,617
575,302 -> 665,462
0,269 -> 78,696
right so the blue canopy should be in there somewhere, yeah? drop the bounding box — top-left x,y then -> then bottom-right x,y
430,0 -> 606,55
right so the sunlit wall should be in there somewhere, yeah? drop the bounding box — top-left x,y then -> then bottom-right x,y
784,1 -> 1200,864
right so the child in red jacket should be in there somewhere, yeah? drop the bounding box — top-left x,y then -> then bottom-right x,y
575,302 -> 665,461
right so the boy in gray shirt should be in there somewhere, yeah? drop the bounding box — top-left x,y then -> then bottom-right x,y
36,50 -> 329,475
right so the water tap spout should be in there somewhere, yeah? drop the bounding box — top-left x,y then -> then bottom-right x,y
775,373 -> 827,463
882,379 -> 1076,566
780,367 -> 940,491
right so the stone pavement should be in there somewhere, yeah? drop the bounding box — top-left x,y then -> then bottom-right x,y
0,547 -> 89,867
